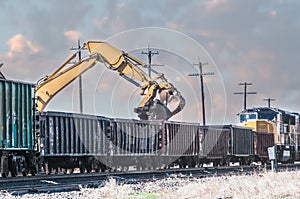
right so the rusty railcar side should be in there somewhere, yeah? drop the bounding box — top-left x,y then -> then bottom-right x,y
108,118 -> 163,169
231,126 -> 254,156
160,121 -> 200,156
201,125 -> 254,166
254,132 -> 274,159
110,118 -> 162,155
160,121 -> 201,168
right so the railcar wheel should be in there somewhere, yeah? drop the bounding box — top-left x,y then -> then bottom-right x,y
11,163 -> 18,177
79,163 -> 85,173
1,171 -> 8,178
287,160 -> 295,164
22,170 -> 28,176
239,158 -> 248,166
47,167 -> 53,175
30,164 -> 38,176
79,159 -> 87,173
100,166 -> 106,172
86,166 -> 92,173
11,169 -> 17,177
213,160 -> 220,167
80,166 -> 85,173
197,162 -> 203,167
31,168 -> 37,176
1,156 -> 9,177
187,159 -> 197,168
222,158 -> 230,167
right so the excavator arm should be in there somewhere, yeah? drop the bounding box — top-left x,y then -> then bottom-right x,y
35,52 -> 100,112
35,41 -> 185,120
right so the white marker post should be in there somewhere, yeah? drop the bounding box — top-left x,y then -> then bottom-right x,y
268,145 -> 277,172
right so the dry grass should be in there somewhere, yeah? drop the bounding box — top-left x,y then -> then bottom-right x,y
1,170 -> 300,199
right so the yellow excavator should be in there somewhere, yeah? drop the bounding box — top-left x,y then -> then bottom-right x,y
35,41 -> 185,120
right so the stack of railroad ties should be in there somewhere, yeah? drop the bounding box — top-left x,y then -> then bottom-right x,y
0,41 -> 299,177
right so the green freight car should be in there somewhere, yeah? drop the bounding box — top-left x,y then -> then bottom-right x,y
0,79 -> 38,177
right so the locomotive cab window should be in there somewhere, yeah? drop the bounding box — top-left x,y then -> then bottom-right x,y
240,113 -> 257,123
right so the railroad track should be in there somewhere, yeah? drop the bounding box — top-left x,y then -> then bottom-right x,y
1,163 -> 300,196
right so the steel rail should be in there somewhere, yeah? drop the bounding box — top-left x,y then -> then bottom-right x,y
1,163 -> 300,196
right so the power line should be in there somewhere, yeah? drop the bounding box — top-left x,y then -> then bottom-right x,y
234,82 -> 257,110
188,59 -> 214,126
70,40 -> 87,113
263,98 -> 275,108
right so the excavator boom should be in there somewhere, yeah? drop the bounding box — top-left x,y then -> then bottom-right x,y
35,53 -> 99,111
35,41 -> 185,120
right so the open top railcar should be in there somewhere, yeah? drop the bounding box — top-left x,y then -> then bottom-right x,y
0,79 -> 38,177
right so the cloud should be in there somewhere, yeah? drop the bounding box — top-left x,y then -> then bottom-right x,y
6,34 -> 40,58
166,22 -> 184,30
204,0 -> 228,11
64,30 -> 82,42
93,16 -> 109,27
1,0 -> 300,122
270,10 -> 277,16
117,2 -> 125,9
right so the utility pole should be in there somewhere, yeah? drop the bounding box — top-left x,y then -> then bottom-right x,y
141,44 -> 162,78
70,40 -> 86,113
263,98 -> 275,108
188,59 -> 214,126
234,82 -> 257,110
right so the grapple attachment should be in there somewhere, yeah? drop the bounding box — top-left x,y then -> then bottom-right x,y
135,89 -> 185,120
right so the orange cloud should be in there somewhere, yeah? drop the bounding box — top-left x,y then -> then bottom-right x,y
166,22 -> 184,30
270,10 -> 277,17
205,0 -> 227,11
64,30 -> 82,42
6,34 -> 40,58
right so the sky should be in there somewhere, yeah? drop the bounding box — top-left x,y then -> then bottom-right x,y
0,0 -> 300,124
